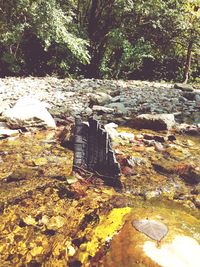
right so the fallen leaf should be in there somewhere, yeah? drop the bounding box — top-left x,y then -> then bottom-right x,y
132,219 -> 168,241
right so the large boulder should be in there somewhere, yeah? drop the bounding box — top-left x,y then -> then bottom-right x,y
3,96 -> 56,130
174,83 -> 194,92
0,100 -> 10,115
129,114 -> 176,131
88,92 -> 112,106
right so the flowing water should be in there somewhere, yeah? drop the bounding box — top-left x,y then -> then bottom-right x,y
0,127 -> 199,266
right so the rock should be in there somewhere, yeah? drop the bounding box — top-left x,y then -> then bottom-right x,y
107,103 -> 127,114
3,96 -> 56,130
122,166 -> 136,176
144,190 -> 161,200
154,142 -> 164,152
92,105 -> 114,114
84,107 -> 93,116
174,83 -> 194,92
33,157 -> 48,166
23,215 -> 37,226
182,92 -> 196,101
110,89 -> 120,97
195,93 -> 200,102
143,133 -> 165,143
111,96 -> 121,102
0,101 -> 10,115
176,123 -> 200,135
143,236 -> 200,267
46,215 -> 65,230
118,132 -> 134,141
129,114 -> 176,131
104,122 -> 120,142
58,119 -> 75,149
0,122 -> 19,139
3,167 -> 39,182
194,195 -> 200,209
88,92 -> 112,106
153,161 -> 200,184
104,122 -> 134,143
167,134 -> 176,141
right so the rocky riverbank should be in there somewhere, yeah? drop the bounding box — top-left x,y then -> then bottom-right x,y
0,77 -> 200,125
0,78 -> 200,267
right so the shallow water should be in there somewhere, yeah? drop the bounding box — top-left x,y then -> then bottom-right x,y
0,128 -> 199,266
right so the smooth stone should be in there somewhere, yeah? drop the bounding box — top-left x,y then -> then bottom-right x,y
129,114 -> 176,131
111,96 -> 121,102
3,96 -> 56,129
92,105 -> 114,114
174,83 -> 194,92
107,103 -> 128,114
88,92 -> 112,105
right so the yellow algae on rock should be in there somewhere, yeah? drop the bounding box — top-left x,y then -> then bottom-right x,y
33,157 -> 48,166
30,246 -> 43,257
47,215 -> 66,230
78,207 -> 131,263
23,215 -> 37,226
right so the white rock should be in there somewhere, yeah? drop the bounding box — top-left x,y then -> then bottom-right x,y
131,114 -> 176,131
104,123 -> 119,140
0,101 -> 10,114
118,132 -> 134,141
143,235 -> 200,267
0,122 -> 19,137
92,105 -> 114,113
3,96 -> 56,129
104,122 -> 134,142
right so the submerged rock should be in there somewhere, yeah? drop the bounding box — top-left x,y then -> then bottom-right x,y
143,236 -> 200,267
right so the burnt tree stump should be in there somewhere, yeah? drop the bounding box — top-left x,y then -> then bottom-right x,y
73,118 -> 121,187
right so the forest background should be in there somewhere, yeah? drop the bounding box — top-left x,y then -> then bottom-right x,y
0,0 -> 199,83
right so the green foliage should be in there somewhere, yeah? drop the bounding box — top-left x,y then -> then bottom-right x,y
0,0 -> 199,80
0,0 -> 90,76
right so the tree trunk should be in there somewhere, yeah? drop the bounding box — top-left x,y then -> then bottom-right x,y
85,0 -> 114,78
183,40 -> 193,84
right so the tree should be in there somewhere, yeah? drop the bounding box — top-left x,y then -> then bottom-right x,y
181,0 -> 200,83
0,0 -> 90,76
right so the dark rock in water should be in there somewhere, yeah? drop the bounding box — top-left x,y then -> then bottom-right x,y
129,114 -> 176,131
143,133 -> 165,143
167,134 -> 176,141
153,161 -> 200,184
73,118 -> 121,187
132,219 -> 168,241
174,83 -> 194,92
